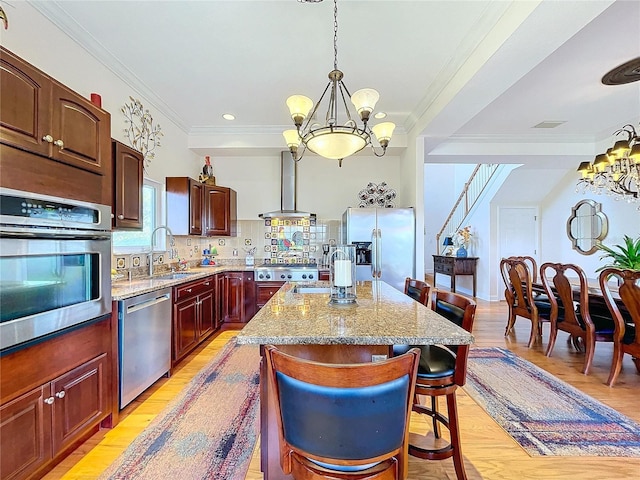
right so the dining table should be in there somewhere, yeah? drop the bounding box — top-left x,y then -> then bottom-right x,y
236,280 -> 474,480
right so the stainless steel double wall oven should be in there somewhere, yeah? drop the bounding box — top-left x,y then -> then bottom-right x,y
0,187 -> 112,352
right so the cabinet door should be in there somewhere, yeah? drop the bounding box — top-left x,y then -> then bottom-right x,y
0,47 -> 52,157
215,273 -> 225,329
224,273 -> 244,323
242,272 -> 256,322
0,386 -> 51,480
198,290 -> 215,340
50,354 -> 108,455
204,186 -> 236,236
173,297 -> 199,362
189,179 -> 203,235
50,82 -> 111,175
113,141 -> 143,229
256,282 -> 285,309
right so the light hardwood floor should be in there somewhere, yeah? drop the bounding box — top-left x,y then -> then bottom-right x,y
43,294 -> 640,480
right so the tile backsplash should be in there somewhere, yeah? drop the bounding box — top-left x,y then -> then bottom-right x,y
112,218 -> 341,273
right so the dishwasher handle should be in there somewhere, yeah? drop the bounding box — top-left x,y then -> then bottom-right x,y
126,293 -> 171,314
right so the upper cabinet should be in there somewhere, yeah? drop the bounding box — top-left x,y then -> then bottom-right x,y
0,47 -> 112,206
166,177 -> 236,237
204,185 -> 237,237
112,140 -> 143,230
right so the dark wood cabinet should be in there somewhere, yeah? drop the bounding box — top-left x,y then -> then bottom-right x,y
0,316 -> 111,480
432,255 -> 479,297
214,273 -> 226,330
0,47 -> 112,206
256,281 -> 285,309
112,140 -> 143,229
318,270 -> 330,281
166,177 -> 203,236
166,177 -> 236,237
172,276 -> 216,364
204,185 -> 237,237
224,272 -> 255,323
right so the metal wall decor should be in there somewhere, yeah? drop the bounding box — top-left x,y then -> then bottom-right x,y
121,96 -> 164,169
357,182 -> 396,208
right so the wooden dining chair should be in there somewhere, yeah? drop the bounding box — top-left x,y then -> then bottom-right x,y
501,257 -> 552,347
599,268 -> 640,387
541,262 -> 615,374
264,344 -> 421,480
404,277 -> 431,306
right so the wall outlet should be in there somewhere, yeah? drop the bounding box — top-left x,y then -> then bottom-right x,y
371,355 -> 388,362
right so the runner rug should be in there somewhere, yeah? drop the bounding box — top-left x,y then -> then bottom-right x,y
464,347 -> 640,457
99,338 -> 260,480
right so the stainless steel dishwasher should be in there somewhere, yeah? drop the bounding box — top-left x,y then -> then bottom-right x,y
118,287 -> 172,409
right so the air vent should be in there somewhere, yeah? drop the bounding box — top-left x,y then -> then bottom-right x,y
533,121 -> 566,129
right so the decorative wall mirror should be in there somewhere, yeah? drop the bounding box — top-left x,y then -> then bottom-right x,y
566,199 -> 608,255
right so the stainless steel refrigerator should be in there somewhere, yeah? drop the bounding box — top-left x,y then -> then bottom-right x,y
342,207 -> 415,292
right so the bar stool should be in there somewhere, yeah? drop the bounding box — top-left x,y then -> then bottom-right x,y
408,290 -> 476,480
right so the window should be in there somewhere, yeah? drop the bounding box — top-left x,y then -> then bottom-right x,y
113,178 -> 164,253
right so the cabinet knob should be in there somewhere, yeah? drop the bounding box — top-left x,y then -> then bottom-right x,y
204,282 -> 210,286
55,391 -> 66,399
42,134 -> 54,143
118,214 -> 125,220
186,288 -> 192,293
44,396 -> 55,405
54,139 -> 65,150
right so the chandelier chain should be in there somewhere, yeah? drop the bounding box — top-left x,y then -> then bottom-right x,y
333,0 -> 338,70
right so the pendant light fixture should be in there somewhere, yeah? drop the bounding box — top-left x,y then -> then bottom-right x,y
576,122 -> 640,205
283,0 -> 395,167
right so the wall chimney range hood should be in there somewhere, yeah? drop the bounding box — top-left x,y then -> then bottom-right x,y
259,151 -> 315,219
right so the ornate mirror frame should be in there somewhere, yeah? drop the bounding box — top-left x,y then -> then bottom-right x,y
566,199 -> 608,255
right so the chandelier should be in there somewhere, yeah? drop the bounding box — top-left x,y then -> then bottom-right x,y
283,0 -> 395,167
576,122 -> 640,205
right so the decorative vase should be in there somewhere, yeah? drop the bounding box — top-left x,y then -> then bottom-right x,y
456,245 -> 468,258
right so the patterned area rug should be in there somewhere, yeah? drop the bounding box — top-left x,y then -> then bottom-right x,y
99,338 -> 260,479
464,347 -> 640,457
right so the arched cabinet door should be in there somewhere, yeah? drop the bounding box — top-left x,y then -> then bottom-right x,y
566,199 -> 608,255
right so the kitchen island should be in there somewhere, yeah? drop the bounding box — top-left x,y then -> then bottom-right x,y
236,280 -> 474,480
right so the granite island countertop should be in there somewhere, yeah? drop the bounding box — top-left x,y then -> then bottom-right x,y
111,265 -> 254,300
236,280 -> 474,346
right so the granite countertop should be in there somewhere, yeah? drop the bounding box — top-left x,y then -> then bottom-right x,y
111,265 -> 254,300
236,280 -> 474,346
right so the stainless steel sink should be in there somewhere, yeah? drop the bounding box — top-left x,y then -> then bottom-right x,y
153,272 -> 195,280
292,286 -> 331,294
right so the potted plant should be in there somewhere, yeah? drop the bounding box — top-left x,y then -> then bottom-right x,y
595,235 -> 640,271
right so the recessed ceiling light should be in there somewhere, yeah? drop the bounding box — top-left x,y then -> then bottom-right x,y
532,121 -> 566,129
222,113 -> 235,121
374,112 -> 387,119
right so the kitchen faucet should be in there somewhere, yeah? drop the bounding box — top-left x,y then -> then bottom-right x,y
149,225 -> 174,277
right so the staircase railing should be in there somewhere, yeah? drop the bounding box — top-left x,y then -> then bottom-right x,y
436,163 -> 499,253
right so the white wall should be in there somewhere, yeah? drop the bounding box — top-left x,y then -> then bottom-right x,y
539,170 -> 640,278
212,153 -> 404,221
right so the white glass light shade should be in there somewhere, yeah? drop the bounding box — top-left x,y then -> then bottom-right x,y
282,130 -> 301,149
351,88 -> 380,116
304,127 -> 368,160
371,122 -> 396,142
286,95 -> 314,122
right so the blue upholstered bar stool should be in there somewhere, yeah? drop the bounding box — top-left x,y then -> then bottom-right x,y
395,290 -> 476,480
264,345 -> 421,480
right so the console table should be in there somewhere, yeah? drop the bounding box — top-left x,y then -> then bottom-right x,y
433,255 -> 479,297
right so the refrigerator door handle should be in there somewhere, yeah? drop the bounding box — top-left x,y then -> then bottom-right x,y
376,228 -> 382,278
371,228 -> 377,278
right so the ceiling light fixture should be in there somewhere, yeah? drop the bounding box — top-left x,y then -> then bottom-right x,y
576,122 -> 640,206
222,113 -> 235,121
283,0 -> 395,167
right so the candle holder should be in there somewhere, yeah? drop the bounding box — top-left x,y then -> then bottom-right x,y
329,244 -> 356,305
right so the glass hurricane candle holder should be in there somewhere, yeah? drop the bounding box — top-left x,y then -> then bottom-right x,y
329,244 -> 356,304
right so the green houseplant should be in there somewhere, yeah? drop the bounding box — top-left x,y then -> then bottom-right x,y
595,235 -> 640,271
